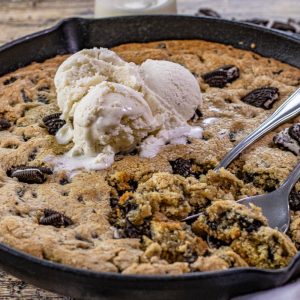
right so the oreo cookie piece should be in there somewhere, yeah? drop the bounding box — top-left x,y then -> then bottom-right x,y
241,87 -> 279,109
273,128 -> 300,155
202,65 -> 240,88
39,209 -> 73,227
196,8 -> 221,18
3,76 -> 17,85
20,89 -> 32,103
240,18 -> 269,26
289,189 -> 300,211
271,21 -> 297,33
0,118 -> 11,131
7,166 -> 53,184
169,158 -> 192,177
42,113 -> 66,135
288,124 -> 300,144
190,108 -> 203,122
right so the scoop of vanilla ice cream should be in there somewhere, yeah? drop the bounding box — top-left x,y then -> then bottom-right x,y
55,48 -> 143,144
54,48 -> 142,120
52,48 -> 203,171
69,81 -> 157,162
137,59 -> 203,158
140,59 -> 202,122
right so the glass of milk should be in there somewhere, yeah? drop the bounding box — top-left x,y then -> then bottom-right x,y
95,0 -> 177,17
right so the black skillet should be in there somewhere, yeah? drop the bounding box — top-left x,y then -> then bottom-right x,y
0,16 -> 300,300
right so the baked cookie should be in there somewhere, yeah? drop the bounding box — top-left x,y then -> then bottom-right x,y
0,40 -> 299,274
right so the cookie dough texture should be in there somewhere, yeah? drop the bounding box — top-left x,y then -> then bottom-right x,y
0,40 -> 299,274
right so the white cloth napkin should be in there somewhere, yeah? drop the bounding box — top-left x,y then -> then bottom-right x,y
233,279 -> 300,300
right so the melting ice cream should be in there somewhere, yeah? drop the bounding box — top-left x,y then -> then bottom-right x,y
53,48 -> 202,170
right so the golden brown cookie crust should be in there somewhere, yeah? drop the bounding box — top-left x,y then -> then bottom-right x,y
0,40 -> 299,274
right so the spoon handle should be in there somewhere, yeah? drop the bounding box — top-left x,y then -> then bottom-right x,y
280,160 -> 300,194
215,88 -> 300,171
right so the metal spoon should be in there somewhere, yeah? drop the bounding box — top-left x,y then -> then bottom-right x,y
183,88 -> 300,232
236,160 -> 300,232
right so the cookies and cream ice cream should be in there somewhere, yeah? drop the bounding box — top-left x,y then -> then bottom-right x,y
54,48 -> 202,170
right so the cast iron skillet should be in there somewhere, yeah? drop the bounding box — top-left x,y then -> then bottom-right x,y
0,16 -> 300,300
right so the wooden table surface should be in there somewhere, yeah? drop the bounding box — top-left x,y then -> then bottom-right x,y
0,0 -> 299,298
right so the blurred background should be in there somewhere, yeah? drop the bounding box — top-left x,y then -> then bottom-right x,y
0,0 -> 299,46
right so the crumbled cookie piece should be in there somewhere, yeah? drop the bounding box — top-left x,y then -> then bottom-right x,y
134,172 -> 209,214
191,247 -> 248,271
231,227 -> 297,268
192,200 -> 267,243
199,168 -> 246,201
145,221 -> 208,263
127,189 -> 191,225
289,212 -> 300,248
193,201 -> 296,269
109,172 -> 211,238
108,171 -> 138,196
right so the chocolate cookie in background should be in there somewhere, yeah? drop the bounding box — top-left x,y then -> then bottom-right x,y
194,6 -> 300,35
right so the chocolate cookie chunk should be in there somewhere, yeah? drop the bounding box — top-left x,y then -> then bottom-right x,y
7,166 -> 53,184
0,118 -> 11,131
271,21 -> 297,33
289,189 -> 300,211
39,208 -> 73,227
273,127 -> 300,155
169,158 -> 192,177
241,18 -> 269,26
190,108 -> 203,122
202,65 -> 240,88
37,93 -> 50,104
241,87 -> 279,109
122,218 -> 151,239
196,8 -> 221,18
42,113 -> 66,135
288,124 -> 300,144
3,76 -> 17,85
20,89 -> 32,102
